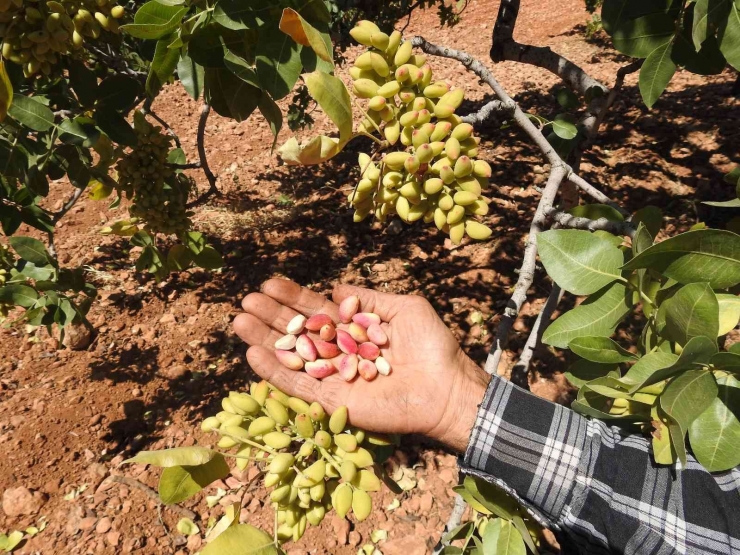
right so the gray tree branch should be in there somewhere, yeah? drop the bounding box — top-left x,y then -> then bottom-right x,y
186,103 -> 219,208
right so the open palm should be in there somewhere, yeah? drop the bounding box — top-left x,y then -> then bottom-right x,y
233,279 -> 488,452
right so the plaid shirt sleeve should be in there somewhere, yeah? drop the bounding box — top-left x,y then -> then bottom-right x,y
460,376 -> 740,555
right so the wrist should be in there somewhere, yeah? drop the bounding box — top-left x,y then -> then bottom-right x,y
430,353 -> 490,453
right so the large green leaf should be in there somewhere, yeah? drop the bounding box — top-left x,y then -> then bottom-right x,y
660,369 -> 718,464
8,236 -> 52,265
601,0 -> 673,34
279,8 -> 332,62
68,60 -> 98,107
120,2 -> 188,40
255,22 -> 302,100
537,230 -> 624,295
8,95 -> 55,132
124,446 -> 219,467
0,284 -> 39,308
158,455 -> 230,504
712,351 -> 740,370
717,293 -> 740,335
97,75 -> 141,112
213,0 -> 271,31
543,282 -> 633,348
201,524 -> 278,555
463,476 -> 518,520
718,0 -> 740,70
205,68 -> 261,122
620,351 -> 679,387
258,90 -> 282,152
611,13 -> 676,57
177,53 -> 204,101
569,336 -> 637,363
693,0 -> 731,49
224,51 -> 260,87
146,37 -> 181,97
565,359 -> 619,388
279,71 -> 353,165
567,204 -> 625,222
628,336 -> 717,391
496,520 -> 526,555
688,374 -> 740,472
639,40 -> 676,108
663,282 -> 719,345
96,107 -> 138,147
622,229 -> 740,289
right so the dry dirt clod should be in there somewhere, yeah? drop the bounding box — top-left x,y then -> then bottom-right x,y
2,486 -> 48,516
62,323 -> 93,350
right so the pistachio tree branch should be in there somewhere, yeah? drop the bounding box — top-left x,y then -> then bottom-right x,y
509,284 -> 563,387
142,100 -> 183,150
461,99 -> 513,125
186,103 -> 219,209
547,208 -> 636,237
432,495 -> 468,555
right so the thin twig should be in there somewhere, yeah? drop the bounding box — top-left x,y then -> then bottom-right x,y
86,45 -> 147,79
432,494 -> 467,555
108,475 -> 197,519
52,187 -> 84,224
142,103 -> 183,150
186,103 -> 219,208
461,99 -> 513,125
509,285 -> 563,387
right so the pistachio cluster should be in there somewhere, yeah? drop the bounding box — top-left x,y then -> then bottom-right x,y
202,381 -> 387,543
115,113 -> 193,236
0,0 -> 124,77
348,21 -> 493,244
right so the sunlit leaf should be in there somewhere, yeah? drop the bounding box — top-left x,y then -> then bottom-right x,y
662,282 -> 719,345
201,524 -> 278,555
123,446 -> 220,467
159,455 -> 230,504
0,59 -> 12,122
279,8 -> 332,62
639,40 -> 676,108
569,336 -> 637,363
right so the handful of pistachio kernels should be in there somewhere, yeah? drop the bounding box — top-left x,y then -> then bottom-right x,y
347,20 -> 494,245
274,295 -> 392,381
201,381 -> 391,543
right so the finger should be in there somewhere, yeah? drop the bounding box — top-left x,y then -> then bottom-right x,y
247,346 -> 347,412
241,292 -> 301,334
262,278 -> 339,320
332,284 -> 407,321
233,313 -> 282,349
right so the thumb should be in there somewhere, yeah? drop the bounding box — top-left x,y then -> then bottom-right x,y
332,284 -> 407,321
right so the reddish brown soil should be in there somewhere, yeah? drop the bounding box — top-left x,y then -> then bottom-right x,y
0,0 -> 737,553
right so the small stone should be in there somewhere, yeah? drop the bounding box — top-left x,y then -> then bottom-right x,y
62,323 -> 92,350
96,517 -> 112,534
382,536 -> 428,555
2,487 -> 47,516
159,313 -> 176,324
186,535 -> 202,551
107,531 -> 121,547
348,531 -> 362,547
159,364 -> 189,380
89,414 -> 103,426
79,517 -> 97,531
331,515 -> 350,545
439,468 -> 457,484
419,492 -> 434,512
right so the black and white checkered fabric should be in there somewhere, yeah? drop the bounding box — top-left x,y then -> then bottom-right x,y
461,376 -> 740,554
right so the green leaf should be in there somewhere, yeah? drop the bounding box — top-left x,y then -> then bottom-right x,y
279,8 -> 332,62
622,229 -> 740,289
537,229 -> 624,295
565,359 -> 619,388
628,336 -> 717,391
224,51 -> 260,87
177,53 -> 204,101
601,0 -> 672,34
123,446 -> 219,467
663,282 -> 719,345
556,88 -> 579,109
463,476 -> 518,520
66,156 -> 91,189
567,204 -> 625,222
688,373 -> 740,472
159,455 -> 230,504
569,336 -> 637,363
258,90 -> 282,153
639,40 -> 677,108
206,68 -> 261,122
96,107 -> 138,147
8,95 -> 55,132
201,524 -> 278,555
711,351 -> 740,370
120,2 -> 188,40
633,205 -> 663,239
652,406 -> 677,464
167,244 -> 192,271
8,236 -> 52,265
0,59 -> 12,123
58,118 -> 99,147
481,518 -> 502,551
68,60 -> 98,107
511,514 -> 539,555
147,37 -> 181,97
703,198 -> 740,207
192,245 -> 223,270
441,522 -> 474,544
718,0 -> 740,70
0,284 -> 39,308
660,369 -> 718,464
213,0 -> 271,31
621,351 -> 679,387
693,0 -> 731,50
551,113 -> 578,140
279,71 -> 353,165
717,294 -> 740,335
255,22 -> 302,100
611,13 -> 676,58
97,75 -> 141,112
543,282 -> 633,348
451,485 -> 492,515
496,520 -> 526,555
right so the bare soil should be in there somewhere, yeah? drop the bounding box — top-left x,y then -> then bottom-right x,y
0,0 -> 737,553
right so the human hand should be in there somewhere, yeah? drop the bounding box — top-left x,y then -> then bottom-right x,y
233,279 -> 489,453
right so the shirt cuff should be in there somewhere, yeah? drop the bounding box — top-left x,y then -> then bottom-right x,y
460,375 -> 589,529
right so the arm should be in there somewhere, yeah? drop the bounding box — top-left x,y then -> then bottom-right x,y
463,376 -> 740,555
233,279 -> 740,555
